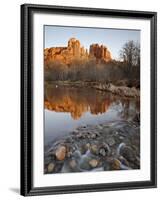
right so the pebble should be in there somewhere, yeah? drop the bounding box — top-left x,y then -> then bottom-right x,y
47,163 -> 55,173
107,137 -> 115,146
91,133 -> 96,139
119,156 -> 129,167
120,146 -> 136,162
79,157 -> 91,170
45,120 -> 140,173
77,133 -> 83,138
73,129 -> 79,134
96,125 -> 103,130
89,159 -> 98,168
101,143 -> 111,156
111,159 -> 121,170
90,144 -> 99,155
119,136 -> 124,140
55,145 -> 66,161
99,148 -> 106,156
115,131 -> 119,135
86,143 -> 90,149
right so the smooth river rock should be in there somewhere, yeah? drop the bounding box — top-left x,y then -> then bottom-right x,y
55,145 -> 66,161
44,120 -> 140,174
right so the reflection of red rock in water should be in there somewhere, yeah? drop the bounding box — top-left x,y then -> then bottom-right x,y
90,100 -> 111,115
45,96 -> 88,120
44,84 -> 140,120
44,86 -> 112,120
44,97 -> 111,120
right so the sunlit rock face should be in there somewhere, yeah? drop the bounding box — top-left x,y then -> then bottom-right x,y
68,38 -> 87,59
44,38 -> 88,66
44,38 -> 112,66
89,44 -> 112,63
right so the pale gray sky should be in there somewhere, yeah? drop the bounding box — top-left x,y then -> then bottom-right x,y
44,25 -> 140,60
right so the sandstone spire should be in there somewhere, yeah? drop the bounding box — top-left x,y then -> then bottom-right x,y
44,38 -> 112,66
89,43 -> 112,62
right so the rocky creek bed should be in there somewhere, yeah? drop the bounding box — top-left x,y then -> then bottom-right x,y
44,119 -> 140,174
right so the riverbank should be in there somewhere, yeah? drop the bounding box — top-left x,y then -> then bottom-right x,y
94,83 -> 140,98
45,80 -> 140,98
44,119 -> 140,174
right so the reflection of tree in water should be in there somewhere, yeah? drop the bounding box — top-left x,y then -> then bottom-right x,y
44,83 -> 140,120
115,99 -> 140,121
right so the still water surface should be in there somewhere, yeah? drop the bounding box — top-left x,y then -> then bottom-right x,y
44,84 -> 140,146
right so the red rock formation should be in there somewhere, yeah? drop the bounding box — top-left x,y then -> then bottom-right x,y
44,38 -> 112,66
89,44 -> 112,62
44,38 -> 88,66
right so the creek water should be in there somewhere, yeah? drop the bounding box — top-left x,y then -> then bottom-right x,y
44,83 -> 140,147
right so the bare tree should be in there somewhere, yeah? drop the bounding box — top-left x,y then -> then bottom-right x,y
134,42 -> 140,66
120,40 -> 140,67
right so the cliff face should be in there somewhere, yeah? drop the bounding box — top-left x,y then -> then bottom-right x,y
89,44 -> 112,62
44,38 -> 112,66
44,38 -> 88,66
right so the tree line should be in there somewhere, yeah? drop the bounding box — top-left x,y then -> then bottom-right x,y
45,40 -> 140,87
